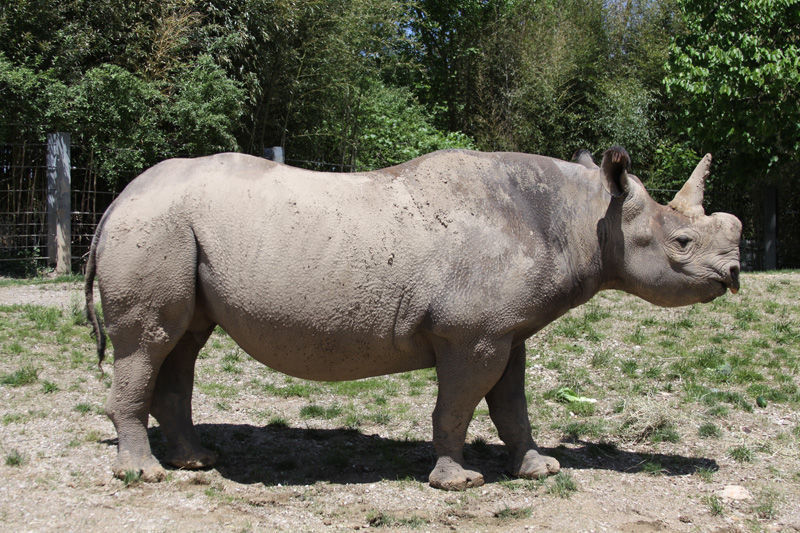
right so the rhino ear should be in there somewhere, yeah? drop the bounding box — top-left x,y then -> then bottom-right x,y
572,149 -> 598,169
600,146 -> 631,197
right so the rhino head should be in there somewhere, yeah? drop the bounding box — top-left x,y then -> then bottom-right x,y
596,147 -> 742,306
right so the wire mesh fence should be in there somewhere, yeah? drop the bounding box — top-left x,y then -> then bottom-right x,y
0,139 -> 117,276
0,131 -> 791,275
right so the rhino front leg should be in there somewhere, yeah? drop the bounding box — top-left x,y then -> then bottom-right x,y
429,336 -> 513,490
150,322 -> 217,470
485,343 -> 560,479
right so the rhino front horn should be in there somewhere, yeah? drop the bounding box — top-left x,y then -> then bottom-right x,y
669,154 -> 711,218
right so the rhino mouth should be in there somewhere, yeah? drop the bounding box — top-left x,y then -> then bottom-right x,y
727,266 -> 740,294
712,264 -> 740,296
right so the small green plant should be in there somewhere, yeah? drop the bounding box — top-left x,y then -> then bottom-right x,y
650,424 -> 680,443
590,349 -> 611,368
41,380 -> 59,393
641,461 -> 664,476
7,341 -> 24,354
343,412 -> 362,429
567,401 -> 595,416
546,472 -> 577,498
5,449 -> 25,466
728,445 -> 754,463
698,422 -> 721,438
621,359 -> 638,377
695,467 -> 715,482
1,365 -> 39,386
122,469 -> 142,486
267,416 -> 288,428
69,294 -> 88,325
73,403 -> 94,414
23,306 -> 61,330
705,494 -> 724,516
299,404 -> 342,420
470,437 -> 491,457
752,487 -> 781,519
366,511 -> 428,528
561,420 -> 605,440
495,506 -> 533,519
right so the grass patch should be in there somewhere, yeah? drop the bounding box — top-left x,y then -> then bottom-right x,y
705,494 -> 724,516
546,472 -> 577,498
728,445 -> 754,463
122,470 -> 142,486
299,403 -> 342,420
5,449 -> 26,466
752,487 -> 782,520
698,422 -> 721,438
1,365 -> 39,386
366,511 -> 429,528
641,461 -> 664,476
494,506 -> 533,520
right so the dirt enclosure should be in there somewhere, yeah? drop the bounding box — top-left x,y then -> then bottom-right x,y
1,273 -> 799,532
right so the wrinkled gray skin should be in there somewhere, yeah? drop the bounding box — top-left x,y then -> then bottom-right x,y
85,147 -> 741,490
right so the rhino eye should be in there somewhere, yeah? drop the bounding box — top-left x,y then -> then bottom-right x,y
675,235 -> 692,248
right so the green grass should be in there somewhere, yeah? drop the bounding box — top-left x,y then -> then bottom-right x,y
122,470 -> 142,486
41,380 -> 58,393
494,506 -> 533,519
546,472 -> 577,498
728,445 -> 754,463
752,487 -> 782,519
698,422 -> 721,438
299,403 -> 342,420
705,494 -> 724,516
0,274 -> 84,288
1,365 -> 38,386
366,511 -> 429,528
641,461 -> 664,476
5,449 -> 26,466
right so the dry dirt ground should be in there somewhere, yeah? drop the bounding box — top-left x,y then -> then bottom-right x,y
1,274 -> 799,532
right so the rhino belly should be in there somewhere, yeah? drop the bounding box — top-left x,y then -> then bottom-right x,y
196,253 -> 435,381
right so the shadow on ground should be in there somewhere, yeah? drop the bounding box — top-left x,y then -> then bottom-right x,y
100,423 -> 719,486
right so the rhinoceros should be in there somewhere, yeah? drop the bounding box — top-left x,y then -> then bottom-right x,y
85,146 -> 741,490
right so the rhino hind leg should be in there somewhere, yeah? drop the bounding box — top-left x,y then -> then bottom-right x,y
150,320 -> 217,470
106,342 -> 174,483
103,281 -> 198,481
428,336 -> 513,490
485,344 -> 560,479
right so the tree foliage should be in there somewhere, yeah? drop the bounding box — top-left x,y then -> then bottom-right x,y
1,0 -> 796,206
665,0 -> 800,183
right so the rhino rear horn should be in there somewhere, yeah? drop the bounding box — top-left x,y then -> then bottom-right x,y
600,146 -> 631,197
668,154 -> 711,218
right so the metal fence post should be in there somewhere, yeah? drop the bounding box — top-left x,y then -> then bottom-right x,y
763,186 -> 777,270
47,132 -> 71,274
263,146 -> 284,163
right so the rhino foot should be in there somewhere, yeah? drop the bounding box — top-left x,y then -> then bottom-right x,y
165,447 -> 218,470
112,450 -> 166,482
513,449 -> 560,479
429,457 -> 484,491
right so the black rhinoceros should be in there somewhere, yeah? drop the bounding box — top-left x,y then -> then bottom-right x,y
85,147 -> 741,490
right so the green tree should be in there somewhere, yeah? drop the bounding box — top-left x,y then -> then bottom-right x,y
665,0 -> 800,182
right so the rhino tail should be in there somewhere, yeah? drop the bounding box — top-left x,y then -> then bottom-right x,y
85,223 -> 107,370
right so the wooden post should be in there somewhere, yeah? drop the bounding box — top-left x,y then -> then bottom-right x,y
47,132 -> 71,274
763,185 -> 777,271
